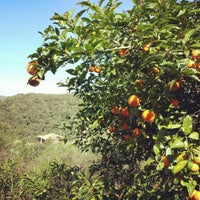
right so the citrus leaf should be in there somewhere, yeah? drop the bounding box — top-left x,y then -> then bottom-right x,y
153,145 -> 160,156
182,115 -> 192,135
172,160 -> 188,174
188,132 -> 199,140
170,139 -> 185,149
183,28 -> 197,44
158,121 -> 181,129
141,157 -> 154,170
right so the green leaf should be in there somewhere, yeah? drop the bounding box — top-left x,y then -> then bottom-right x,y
66,69 -> 76,75
153,145 -> 160,156
141,157 -> 154,170
170,139 -> 185,149
74,9 -> 86,25
188,132 -> 199,140
158,121 -> 181,129
89,120 -> 99,130
182,115 -> 192,135
172,160 -> 188,174
177,9 -> 186,17
183,28 -> 197,44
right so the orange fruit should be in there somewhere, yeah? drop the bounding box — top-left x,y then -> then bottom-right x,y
28,76 -> 40,87
193,191 -> 200,200
161,156 -> 170,167
135,79 -> 143,88
120,122 -> 128,130
190,190 -> 200,200
125,134 -> 130,141
189,190 -> 197,200
187,60 -> 196,68
119,48 -> 128,57
94,66 -> 102,73
141,110 -> 155,123
193,156 -> 200,165
191,50 -> 200,60
170,98 -> 179,107
128,95 -> 140,107
151,67 -> 160,74
26,60 -> 38,75
188,161 -> 199,172
142,43 -> 151,52
169,81 -> 180,91
88,66 -> 95,72
111,106 -> 118,114
109,126 -> 116,133
120,107 -> 129,118
132,128 -> 141,136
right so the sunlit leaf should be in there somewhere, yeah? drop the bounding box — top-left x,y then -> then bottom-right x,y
172,160 -> 188,174
170,139 -> 185,149
182,115 -> 192,135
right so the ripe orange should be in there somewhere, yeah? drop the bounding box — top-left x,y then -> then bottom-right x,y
111,106 -> 118,114
169,81 -> 180,91
193,156 -> 200,165
187,60 -> 196,68
190,190 -> 200,200
109,126 -> 116,133
125,134 -> 130,141
26,60 -> 38,75
191,50 -> 200,60
151,67 -> 160,74
135,79 -> 143,88
120,122 -> 128,130
142,43 -> 151,52
128,95 -> 140,107
170,98 -> 179,107
161,156 -> 170,167
188,161 -> 199,172
88,66 -> 95,72
94,66 -> 102,73
119,48 -> 128,57
193,191 -> 200,200
28,76 -> 40,87
120,107 -> 129,118
132,128 -> 141,136
189,190 -> 197,200
141,110 -> 155,123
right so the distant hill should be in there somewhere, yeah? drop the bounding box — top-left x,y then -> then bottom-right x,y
0,93 -> 81,142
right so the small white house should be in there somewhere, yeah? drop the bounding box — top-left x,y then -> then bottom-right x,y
36,133 -> 63,144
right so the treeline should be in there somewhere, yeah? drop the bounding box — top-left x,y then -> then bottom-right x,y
0,93 -> 80,136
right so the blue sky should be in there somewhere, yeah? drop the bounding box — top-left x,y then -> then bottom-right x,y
0,0 -> 133,96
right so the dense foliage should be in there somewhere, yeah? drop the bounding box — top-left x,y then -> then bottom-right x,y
27,0 -> 200,199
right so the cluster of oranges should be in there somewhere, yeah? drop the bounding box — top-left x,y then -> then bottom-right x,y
187,50 -> 200,72
26,60 -> 40,87
88,65 -> 102,74
108,94 -> 155,141
118,43 -> 152,58
161,152 -> 200,200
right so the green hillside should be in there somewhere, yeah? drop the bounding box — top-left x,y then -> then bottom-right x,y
0,93 -> 81,163
0,93 -> 80,137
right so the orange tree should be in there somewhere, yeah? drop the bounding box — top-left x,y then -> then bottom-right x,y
27,0 -> 200,199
